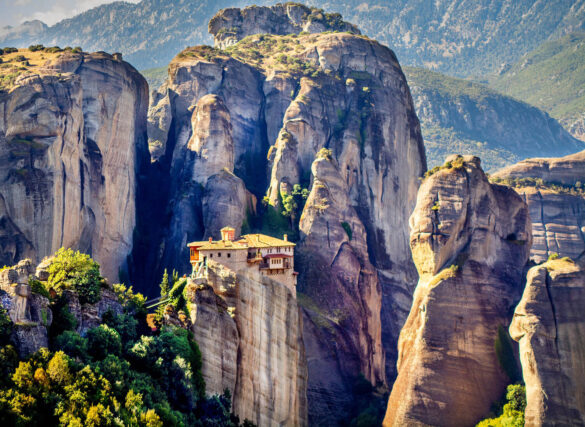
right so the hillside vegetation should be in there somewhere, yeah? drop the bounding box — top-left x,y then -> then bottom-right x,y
490,32 -> 585,138
0,250 -> 248,426
403,66 -> 584,171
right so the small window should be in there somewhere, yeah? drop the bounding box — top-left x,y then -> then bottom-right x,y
227,253 -> 231,258
210,254 -> 213,258
218,252 -> 221,257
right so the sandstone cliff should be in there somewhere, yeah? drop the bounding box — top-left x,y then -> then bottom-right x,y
209,3 -> 360,49
185,261 -> 307,426
0,49 -> 149,283
143,13 -> 425,422
385,155 -> 532,426
492,150 -> 585,262
510,258 -> 585,426
0,260 -> 51,357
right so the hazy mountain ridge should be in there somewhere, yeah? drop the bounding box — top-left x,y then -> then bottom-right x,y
403,66 -> 584,171
0,0 -> 249,70
3,0 -> 585,75
490,32 -> 585,141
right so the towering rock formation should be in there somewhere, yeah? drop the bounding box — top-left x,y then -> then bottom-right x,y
144,8 -> 426,422
493,150 -> 585,262
0,50 -> 148,283
510,258 -> 585,426
0,259 -> 51,357
186,261 -> 307,426
209,3 -> 360,49
385,155 -> 532,426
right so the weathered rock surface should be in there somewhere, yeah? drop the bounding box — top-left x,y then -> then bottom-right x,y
510,259 -> 585,426
0,260 -> 51,357
493,150 -> 585,262
65,288 -> 123,335
494,150 -> 585,186
0,51 -> 149,283
385,155 -> 532,426
209,3 -> 360,49
141,10 -> 425,423
186,282 -> 238,397
186,261 -> 307,426
298,151 -> 384,422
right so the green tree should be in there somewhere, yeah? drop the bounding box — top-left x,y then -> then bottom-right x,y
87,324 -> 122,360
53,331 -> 88,361
477,384 -> 526,427
46,248 -> 105,304
0,307 -> 12,346
160,269 -> 170,298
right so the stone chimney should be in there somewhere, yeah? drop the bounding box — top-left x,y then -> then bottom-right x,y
284,234 -> 288,242
221,226 -> 235,241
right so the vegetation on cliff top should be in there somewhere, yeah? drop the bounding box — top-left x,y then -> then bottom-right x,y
490,176 -> 585,197
175,32 -> 365,79
0,250 -> 250,426
0,47 -> 80,90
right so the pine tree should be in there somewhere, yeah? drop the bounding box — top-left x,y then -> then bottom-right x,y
159,269 -> 170,298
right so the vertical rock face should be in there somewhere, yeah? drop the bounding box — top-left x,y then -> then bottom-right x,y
142,9 -> 425,424
298,151 -> 384,422
492,150 -> 585,262
510,259 -> 585,426
186,283 -> 239,398
385,155 -> 532,426
208,3 -> 360,49
0,52 -> 148,283
186,261 -> 307,426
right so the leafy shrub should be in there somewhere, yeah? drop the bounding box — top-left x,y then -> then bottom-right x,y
53,331 -> 88,361
477,384 -> 526,427
0,307 -> 12,346
46,248 -> 104,304
28,45 -> 44,52
48,296 -> 78,339
44,46 -> 63,53
28,278 -> 50,299
113,283 -> 147,316
87,324 -> 122,360
2,47 -> 17,54
317,147 -> 333,160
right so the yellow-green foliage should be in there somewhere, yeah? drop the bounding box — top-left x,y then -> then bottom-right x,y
476,384 -> 526,427
317,147 -> 333,160
546,256 -> 576,272
427,264 -> 459,287
423,155 -> 466,180
45,248 -> 105,305
0,48 -> 65,90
